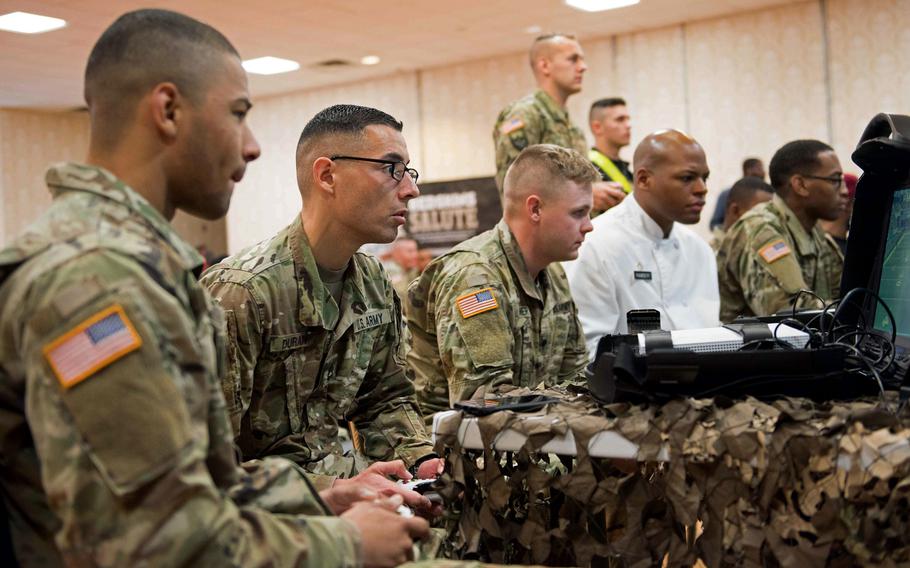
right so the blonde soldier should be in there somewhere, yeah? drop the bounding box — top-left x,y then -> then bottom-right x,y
717,139 -> 847,322
407,145 -> 595,421
492,34 -> 624,213
202,105 -> 443,492
0,11 -> 430,567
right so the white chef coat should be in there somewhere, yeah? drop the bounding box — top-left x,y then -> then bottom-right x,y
564,194 -> 720,358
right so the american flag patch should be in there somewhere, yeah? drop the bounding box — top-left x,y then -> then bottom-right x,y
758,239 -> 792,263
456,287 -> 499,319
500,117 -> 525,135
43,304 -> 142,389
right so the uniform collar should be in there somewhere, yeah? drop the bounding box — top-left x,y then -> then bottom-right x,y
497,220 -> 545,302
772,194 -> 819,256
626,193 -> 674,243
288,216 -> 367,330
533,89 -> 571,124
45,162 -> 204,273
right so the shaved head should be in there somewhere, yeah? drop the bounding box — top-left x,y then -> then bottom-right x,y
632,129 -> 710,235
633,129 -> 703,174
84,9 -> 239,149
529,33 -> 577,71
503,144 -> 598,217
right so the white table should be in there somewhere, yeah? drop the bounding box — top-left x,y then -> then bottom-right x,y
432,409 -> 670,461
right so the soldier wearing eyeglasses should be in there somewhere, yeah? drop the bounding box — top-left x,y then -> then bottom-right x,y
201,105 -> 444,501
717,139 -> 847,322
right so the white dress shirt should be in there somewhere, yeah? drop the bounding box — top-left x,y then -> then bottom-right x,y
564,194 -> 720,358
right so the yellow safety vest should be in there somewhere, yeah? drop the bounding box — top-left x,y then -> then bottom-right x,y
588,148 -> 632,194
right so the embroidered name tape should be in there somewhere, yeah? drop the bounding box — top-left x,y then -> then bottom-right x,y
355,309 -> 391,332
43,304 -> 142,389
759,239 -> 792,263
634,271 -> 652,281
456,287 -> 499,319
270,333 -> 306,352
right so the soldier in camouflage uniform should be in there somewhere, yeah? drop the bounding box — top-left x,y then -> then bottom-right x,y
717,140 -> 847,322
407,145 -> 595,421
493,34 -> 624,213
0,11 -> 432,567
202,105 -> 443,494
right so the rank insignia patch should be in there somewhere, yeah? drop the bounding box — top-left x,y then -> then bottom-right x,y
43,304 -> 142,389
456,287 -> 499,319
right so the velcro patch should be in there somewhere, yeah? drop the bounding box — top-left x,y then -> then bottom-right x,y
354,309 -> 391,332
456,287 -> 499,319
43,304 -> 142,389
500,117 -> 525,135
758,239 -> 792,264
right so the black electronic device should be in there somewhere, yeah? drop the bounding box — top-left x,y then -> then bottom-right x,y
841,114 -> 910,353
454,395 -> 560,416
626,309 -> 661,334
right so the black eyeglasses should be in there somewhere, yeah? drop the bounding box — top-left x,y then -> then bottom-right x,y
330,155 -> 419,184
801,174 -> 844,188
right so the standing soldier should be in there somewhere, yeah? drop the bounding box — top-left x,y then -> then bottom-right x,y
493,34 -> 624,214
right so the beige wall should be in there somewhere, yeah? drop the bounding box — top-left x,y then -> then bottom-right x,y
0,109 -> 227,252
3,0 -> 908,252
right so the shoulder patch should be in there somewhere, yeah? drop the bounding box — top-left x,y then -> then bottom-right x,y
456,287 -> 499,319
758,239 -> 792,264
500,117 -> 525,135
43,304 -> 142,389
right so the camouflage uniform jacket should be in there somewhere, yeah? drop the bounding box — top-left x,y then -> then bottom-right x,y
407,220 -> 588,421
492,89 -> 587,193
0,164 -> 360,567
200,216 -> 433,490
717,194 -> 844,322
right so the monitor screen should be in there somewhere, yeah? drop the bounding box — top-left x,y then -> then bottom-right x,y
873,187 -> 910,339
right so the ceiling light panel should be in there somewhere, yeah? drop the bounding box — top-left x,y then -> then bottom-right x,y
242,56 -> 300,75
565,0 -> 640,12
0,11 -> 66,34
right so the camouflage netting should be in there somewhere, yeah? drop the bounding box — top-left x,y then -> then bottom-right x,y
433,387 -> 910,567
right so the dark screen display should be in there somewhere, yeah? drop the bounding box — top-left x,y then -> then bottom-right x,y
874,188 -> 910,338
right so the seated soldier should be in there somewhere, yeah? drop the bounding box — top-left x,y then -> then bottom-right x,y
717,140 -> 847,322
710,176 -> 773,251
201,104 -> 443,492
565,130 -> 719,357
0,10 -> 428,567
407,144 -> 595,420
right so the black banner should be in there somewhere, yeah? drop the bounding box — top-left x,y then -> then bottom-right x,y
407,176 -> 501,254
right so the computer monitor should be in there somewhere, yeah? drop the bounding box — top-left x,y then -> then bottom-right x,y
871,188 -> 910,340
841,113 -> 910,354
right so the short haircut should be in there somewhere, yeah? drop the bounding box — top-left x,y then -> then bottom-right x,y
529,33 -> 578,69
728,176 -> 773,208
588,97 -> 627,123
296,104 -> 403,161
297,104 -> 402,146
85,9 -> 239,140
768,139 -> 834,193
742,157 -> 763,175
503,144 -> 598,213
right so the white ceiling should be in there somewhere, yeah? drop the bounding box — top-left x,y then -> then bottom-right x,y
1,0 -> 800,110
